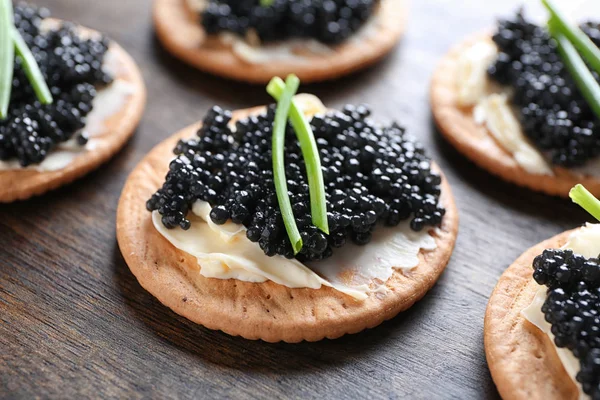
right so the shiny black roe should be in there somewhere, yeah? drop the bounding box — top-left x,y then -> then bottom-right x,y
533,249 -> 600,399
0,3 -> 111,167
488,12 -> 600,167
201,0 -> 378,45
147,104 -> 445,262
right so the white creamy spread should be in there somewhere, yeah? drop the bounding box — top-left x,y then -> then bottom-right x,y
456,41 -> 498,107
186,0 -> 208,13
226,34 -> 333,65
187,0 -> 383,65
152,93 -> 438,300
0,48 -> 135,172
474,93 -> 553,175
522,223 -> 600,400
456,40 -> 554,175
153,201 -> 437,301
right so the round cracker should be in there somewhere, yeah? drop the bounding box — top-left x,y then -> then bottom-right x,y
430,34 -> 600,198
0,25 -> 146,203
152,0 -> 406,83
116,106 -> 459,343
484,230 -> 579,400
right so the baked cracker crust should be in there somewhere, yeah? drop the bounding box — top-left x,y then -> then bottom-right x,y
0,24 -> 146,203
116,105 -> 459,343
153,0 -> 406,83
430,34 -> 600,198
484,230 -> 579,400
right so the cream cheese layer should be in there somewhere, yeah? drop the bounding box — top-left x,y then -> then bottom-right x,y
153,200 -> 437,301
522,223 -> 600,400
456,39 -> 554,176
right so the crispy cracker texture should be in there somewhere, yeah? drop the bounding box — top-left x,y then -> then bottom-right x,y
116,105 -> 459,343
152,0 -> 406,83
484,230 -> 579,400
0,23 -> 146,203
430,34 -> 600,198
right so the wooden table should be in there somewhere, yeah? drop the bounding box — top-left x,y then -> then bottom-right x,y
2,0 -> 599,398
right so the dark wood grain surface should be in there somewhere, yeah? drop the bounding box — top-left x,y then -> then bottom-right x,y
2,0 -> 599,399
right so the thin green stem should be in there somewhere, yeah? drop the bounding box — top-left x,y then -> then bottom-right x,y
260,0 -> 274,6
548,21 -> 600,121
542,0 -> 600,75
13,28 -> 53,105
569,184 -> 600,221
271,75 -> 303,254
267,76 -> 330,234
0,0 -> 14,119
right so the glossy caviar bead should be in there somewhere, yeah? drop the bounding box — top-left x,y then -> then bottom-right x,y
532,249 -> 600,398
147,103 -> 445,262
489,12 -> 600,167
209,205 -> 230,225
0,4 -> 111,167
201,0 -> 378,45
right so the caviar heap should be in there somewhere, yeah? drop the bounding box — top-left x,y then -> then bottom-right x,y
533,249 -> 600,399
148,104 -> 445,262
201,0 -> 379,44
488,12 -> 600,167
0,4 -> 112,167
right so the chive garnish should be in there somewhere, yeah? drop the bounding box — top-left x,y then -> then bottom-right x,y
0,0 -> 14,119
13,28 -> 53,105
548,21 -> 600,121
260,0 -> 274,6
267,76 -> 330,235
569,184 -> 600,221
542,0 -> 600,75
0,0 -> 53,120
271,75 -> 303,254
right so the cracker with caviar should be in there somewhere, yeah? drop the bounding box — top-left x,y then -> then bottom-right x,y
117,81 -> 458,342
0,3 -> 145,202
431,5 -> 600,197
486,185 -> 600,400
153,0 -> 405,83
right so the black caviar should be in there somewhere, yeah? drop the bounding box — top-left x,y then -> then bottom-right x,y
201,0 -> 378,45
0,3 -> 112,167
147,104 -> 445,262
488,12 -> 600,167
533,249 -> 600,398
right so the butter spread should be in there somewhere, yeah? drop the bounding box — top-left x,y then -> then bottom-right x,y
153,199 -> 437,301
522,223 -> 600,400
456,40 -> 554,176
292,93 -> 327,116
474,93 -> 553,175
456,41 -> 498,107
0,48 -> 135,172
186,0 -> 208,13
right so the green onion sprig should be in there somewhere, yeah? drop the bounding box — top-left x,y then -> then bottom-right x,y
542,0 -> 600,74
267,76 -> 330,235
569,184 -> 600,221
0,0 -> 53,120
13,29 -> 52,105
547,21 -> 600,121
260,0 -> 274,6
0,0 -> 14,119
271,75 -> 303,254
